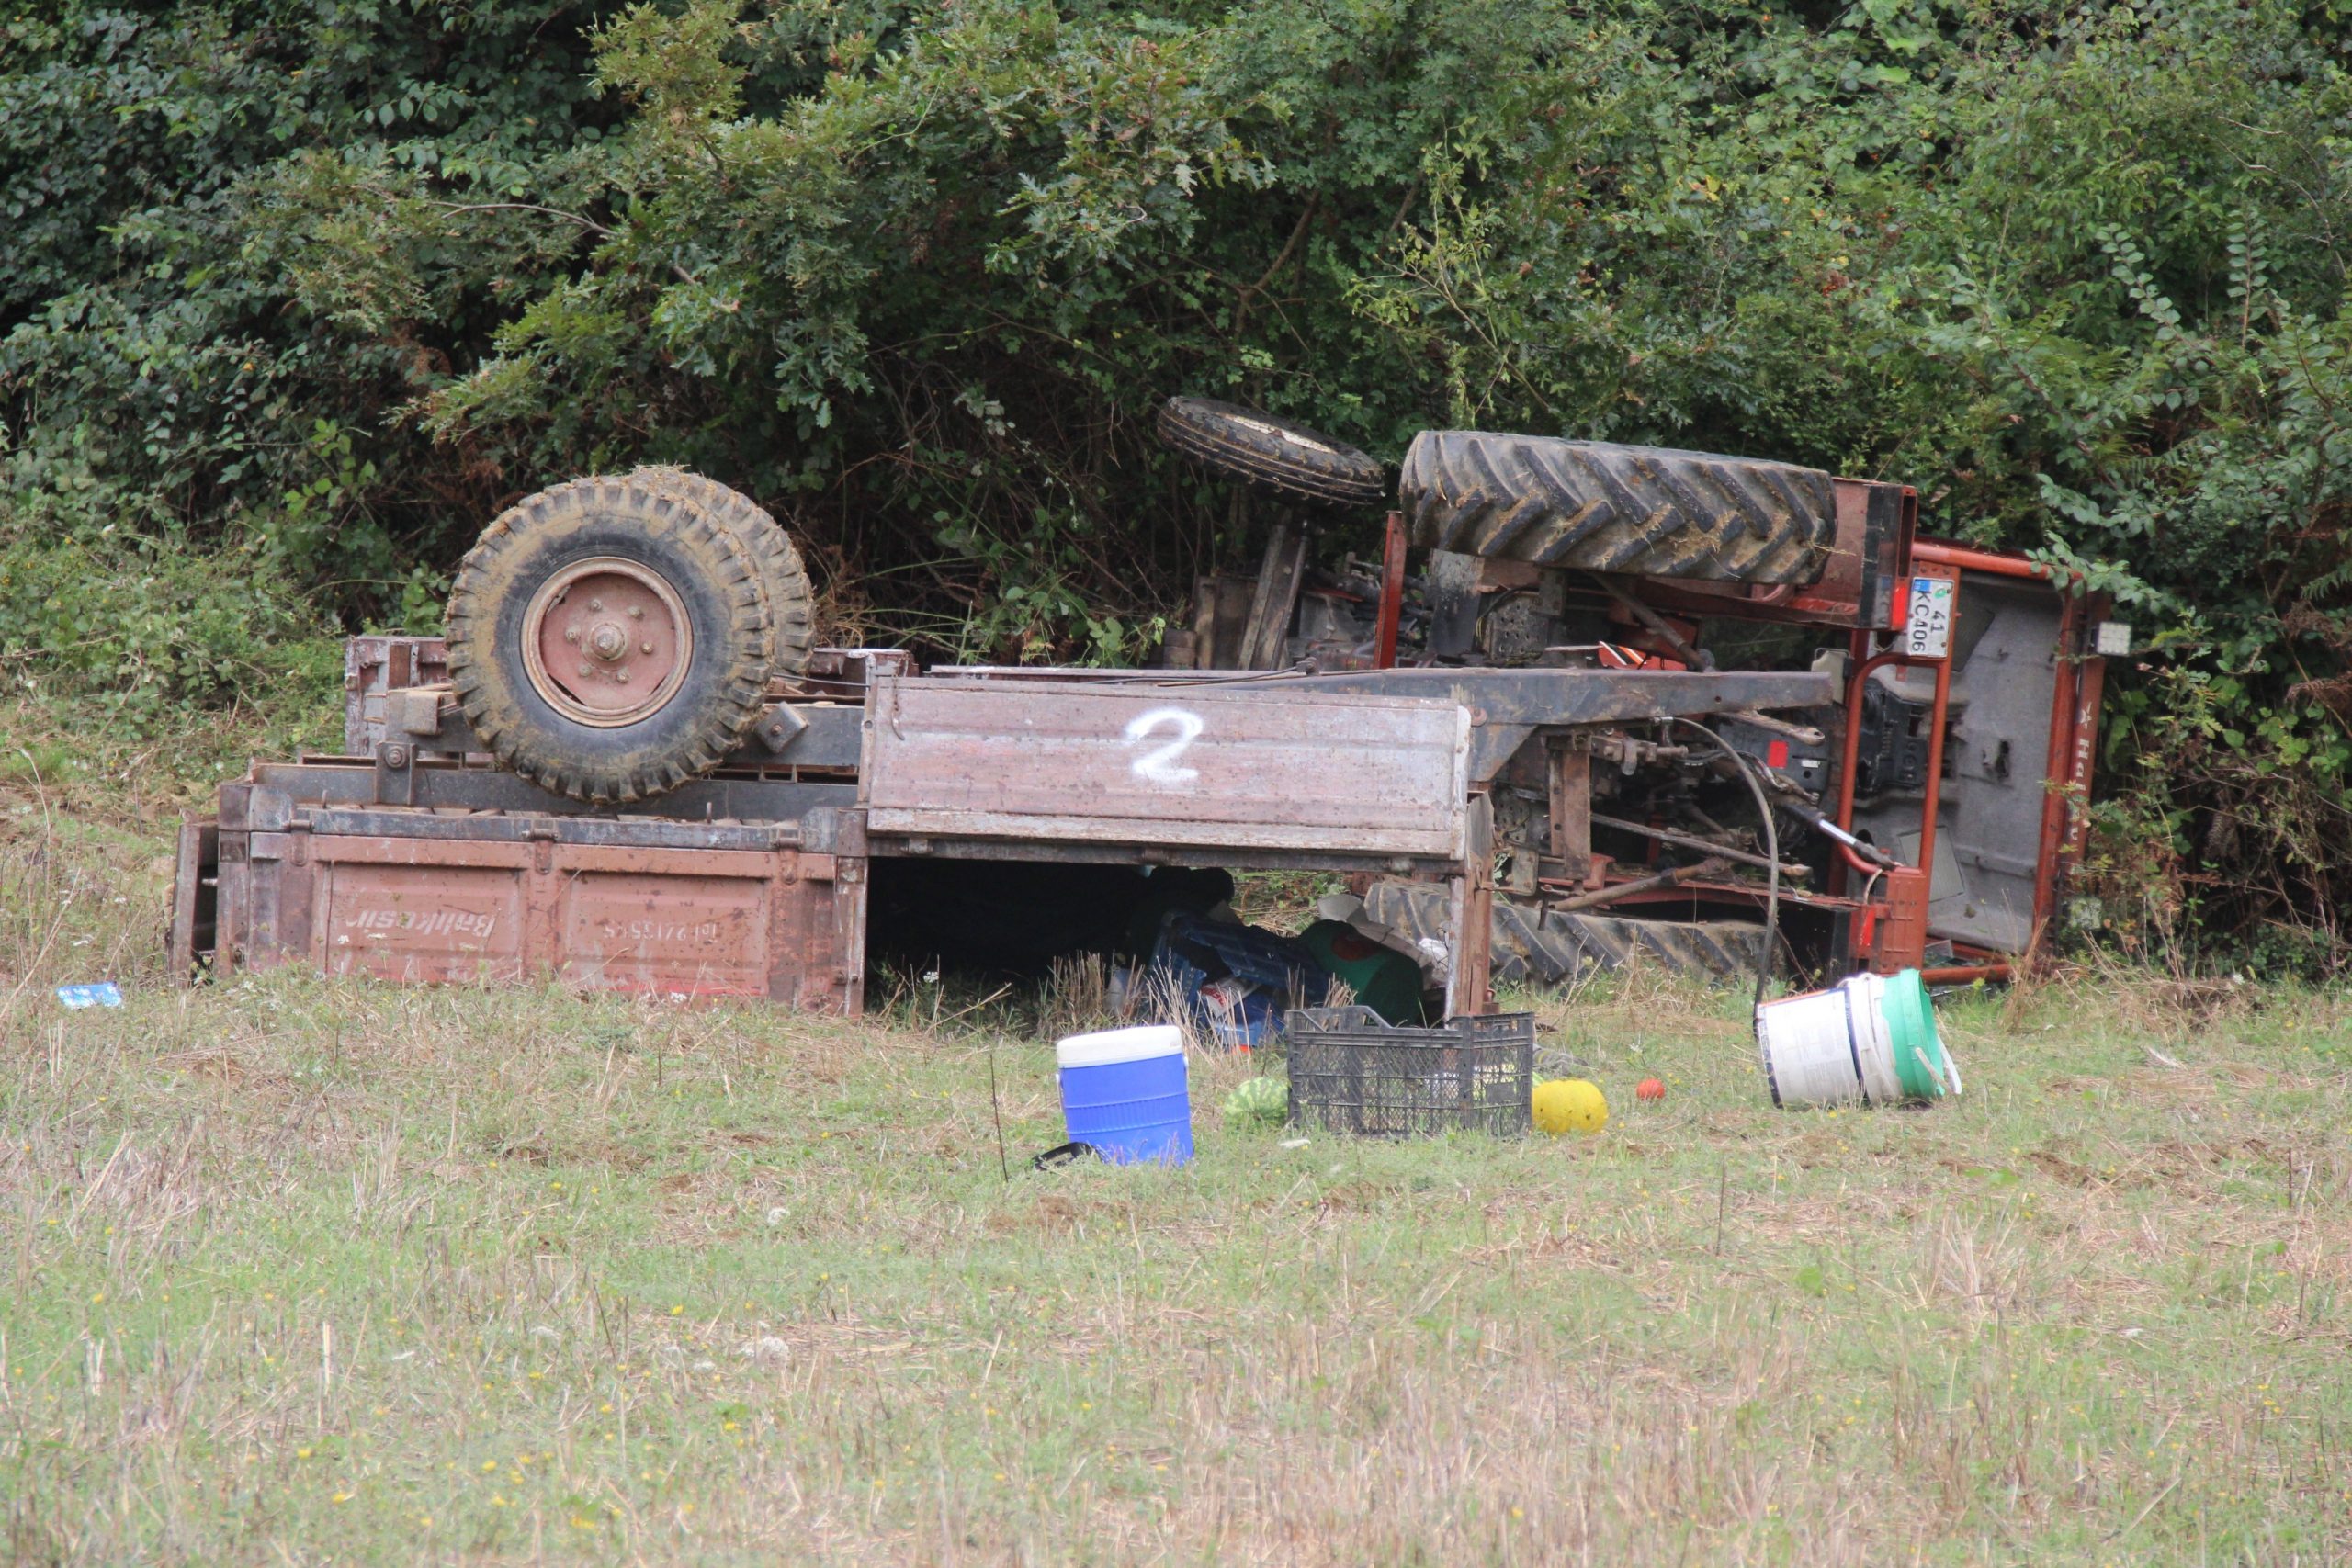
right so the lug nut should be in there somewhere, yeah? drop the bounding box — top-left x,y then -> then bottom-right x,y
628,606 -> 644,620
589,598 -> 604,612
578,661 -> 594,677
565,627 -> 580,644
616,670 -> 630,684
641,641 -> 654,655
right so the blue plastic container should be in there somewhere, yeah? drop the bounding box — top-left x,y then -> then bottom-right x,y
1056,1025 -> 1193,1166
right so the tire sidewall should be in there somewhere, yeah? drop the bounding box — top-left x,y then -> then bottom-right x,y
468,509 -> 768,792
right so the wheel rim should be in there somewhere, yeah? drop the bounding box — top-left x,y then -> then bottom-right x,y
1226,411 -> 1342,458
521,557 -> 694,728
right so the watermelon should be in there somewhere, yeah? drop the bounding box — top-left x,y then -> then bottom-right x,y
1222,1075 -> 1290,1130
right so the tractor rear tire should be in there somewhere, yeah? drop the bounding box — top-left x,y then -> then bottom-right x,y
445,475 -> 776,805
1157,395 -> 1385,509
628,467 -> 817,679
1397,430 -> 1836,585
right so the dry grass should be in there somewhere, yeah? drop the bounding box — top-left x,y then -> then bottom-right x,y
5,779 -> 2352,1563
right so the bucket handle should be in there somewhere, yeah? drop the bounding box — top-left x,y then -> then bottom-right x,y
1917,1050 -> 1951,1096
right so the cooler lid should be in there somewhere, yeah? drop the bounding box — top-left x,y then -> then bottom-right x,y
1056,1024 -> 1185,1069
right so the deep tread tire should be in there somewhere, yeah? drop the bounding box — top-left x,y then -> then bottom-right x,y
1157,395 -> 1385,509
628,467 -> 817,678
1398,430 -> 1837,586
445,475 -> 776,805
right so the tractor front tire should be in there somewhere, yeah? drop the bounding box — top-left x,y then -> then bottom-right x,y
1157,395 -> 1385,510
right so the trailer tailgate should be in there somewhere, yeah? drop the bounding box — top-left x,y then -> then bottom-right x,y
861,677 -> 1469,859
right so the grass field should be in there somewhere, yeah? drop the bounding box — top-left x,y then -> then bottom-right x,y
6,747 -> 2352,1563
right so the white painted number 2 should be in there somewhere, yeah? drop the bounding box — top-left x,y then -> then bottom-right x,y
1125,706 -> 1203,785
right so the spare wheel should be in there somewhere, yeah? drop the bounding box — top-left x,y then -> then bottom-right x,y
444,474 -> 775,804
627,467 -> 817,679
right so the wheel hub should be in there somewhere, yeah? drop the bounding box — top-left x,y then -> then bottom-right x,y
521,558 -> 693,727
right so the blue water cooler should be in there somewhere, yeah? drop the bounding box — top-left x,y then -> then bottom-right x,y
1055,1025 -> 1193,1166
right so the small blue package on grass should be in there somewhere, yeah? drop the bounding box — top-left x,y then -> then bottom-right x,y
57,982 -> 124,1010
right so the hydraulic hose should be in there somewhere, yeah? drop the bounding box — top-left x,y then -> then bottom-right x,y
1668,717 -> 1781,1011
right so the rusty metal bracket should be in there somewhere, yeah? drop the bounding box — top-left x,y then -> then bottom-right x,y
754,703 -> 808,754
523,818 -> 558,874
373,741 -> 415,807
390,686 -> 447,738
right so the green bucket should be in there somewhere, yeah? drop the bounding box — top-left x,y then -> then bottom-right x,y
1878,969 -> 1961,1100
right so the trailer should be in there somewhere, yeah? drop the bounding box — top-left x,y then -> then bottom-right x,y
174,646 -> 1834,1014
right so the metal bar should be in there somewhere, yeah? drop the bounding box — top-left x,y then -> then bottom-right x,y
1544,857 -> 1728,914
1250,666 -> 1832,716
1920,963 -> 2011,985
1546,740 -> 1592,885
1722,708 -> 1826,747
1566,877 -> 1858,914
1910,539 -> 2052,581
2066,630 -> 2108,866
1780,795 -> 1899,869
863,834 -> 1454,875
1446,795 -> 1495,1017
1831,644 -> 1943,880
1375,512 -> 1405,670
251,761 -> 857,824
2030,591 -> 2083,941
1830,626 -> 1872,899
1250,667 -> 1838,783
866,810 -> 1467,857
1590,811 -> 1808,878
303,807 -> 799,853
1914,562 -> 1959,907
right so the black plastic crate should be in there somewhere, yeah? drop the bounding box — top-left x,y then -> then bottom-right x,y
1283,1007 -> 1533,1137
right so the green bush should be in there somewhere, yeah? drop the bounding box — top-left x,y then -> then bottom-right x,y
0,498 -> 339,730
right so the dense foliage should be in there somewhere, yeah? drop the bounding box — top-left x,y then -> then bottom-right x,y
5,0 -> 2352,964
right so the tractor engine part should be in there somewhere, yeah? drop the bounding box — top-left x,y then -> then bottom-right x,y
1713,712 -> 1836,800
1398,430 -> 1837,586
445,473 -> 792,804
1852,679 -> 1934,796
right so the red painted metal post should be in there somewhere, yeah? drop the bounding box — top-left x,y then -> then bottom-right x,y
1909,539 -> 2052,581
1919,963 -> 2011,985
1374,511 -> 1406,670
1831,561 -> 1959,966
1830,627 -> 1874,898
1912,562 -> 1960,901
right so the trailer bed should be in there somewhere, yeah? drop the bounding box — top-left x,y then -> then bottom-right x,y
175,649 -> 1838,1017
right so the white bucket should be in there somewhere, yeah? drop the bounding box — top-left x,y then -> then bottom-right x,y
1757,973 -> 1911,1108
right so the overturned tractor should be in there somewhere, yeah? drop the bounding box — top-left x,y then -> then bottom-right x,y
170,401 -> 2109,1011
